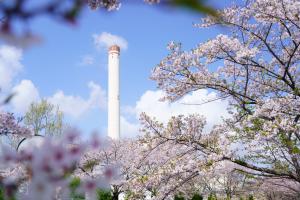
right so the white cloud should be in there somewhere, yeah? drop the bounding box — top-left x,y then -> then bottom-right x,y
120,116 -> 140,138
120,89 -> 229,137
48,81 -> 106,118
0,45 -> 106,120
87,81 -> 107,108
5,78 -> 106,119
0,45 -> 23,90
93,32 -> 128,51
10,80 -> 40,114
79,55 -> 95,66
136,89 -> 229,129
121,105 -> 136,116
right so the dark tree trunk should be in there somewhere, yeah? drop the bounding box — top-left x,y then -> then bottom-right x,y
111,187 -> 119,200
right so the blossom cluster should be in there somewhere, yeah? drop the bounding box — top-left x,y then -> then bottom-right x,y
125,113 -> 226,199
0,126 -> 116,200
144,0 -> 300,198
87,0 -> 160,10
87,0 -> 121,11
0,112 -> 31,137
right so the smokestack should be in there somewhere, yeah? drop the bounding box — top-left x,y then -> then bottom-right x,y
108,45 -> 120,140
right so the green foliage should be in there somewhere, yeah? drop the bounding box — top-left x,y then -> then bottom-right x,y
292,146 -> 300,154
82,159 -> 100,172
171,0 -> 217,16
124,190 -> 134,200
0,187 -> 4,200
207,193 -> 217,200
191,193 -> 203,200
174,195 -> 185,200
205,159 -> 214,168
0,186 -> 17,200
69,178 -> 114,200
69,177 -> 84,200
69,177 -> 81,190
24,99 -> 64,136
279,133 -> 300,155
138,175 -> 149,183
234,159 -> 247,166
248,195 -> 254,200
273,160 -> 290,173
97,189 -> 113,200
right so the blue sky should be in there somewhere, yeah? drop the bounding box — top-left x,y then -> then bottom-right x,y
1,1 -> 231,138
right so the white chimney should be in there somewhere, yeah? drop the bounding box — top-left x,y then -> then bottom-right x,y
108,45 -> 120,140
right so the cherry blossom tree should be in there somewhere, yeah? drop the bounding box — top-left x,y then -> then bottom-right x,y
0,112 -> 31,137
76,138 -> 124,200
0,111 -> 117,199
134,113 -> 257,199
76,138 -> 151,200
123,113 -> 215,199
139,0 -> 300,198
258,178 -> 300,200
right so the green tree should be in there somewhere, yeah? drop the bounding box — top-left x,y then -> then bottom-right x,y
207,193 -> 217,200
248,195 -> 254,200
97,189 -> 113,200
24,99 -> 64,136
174,195 -> 185,200
191,194 -> 203,200
69,177 -> 85,200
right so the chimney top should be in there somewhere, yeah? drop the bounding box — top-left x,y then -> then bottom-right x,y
108,45 -> 120,53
